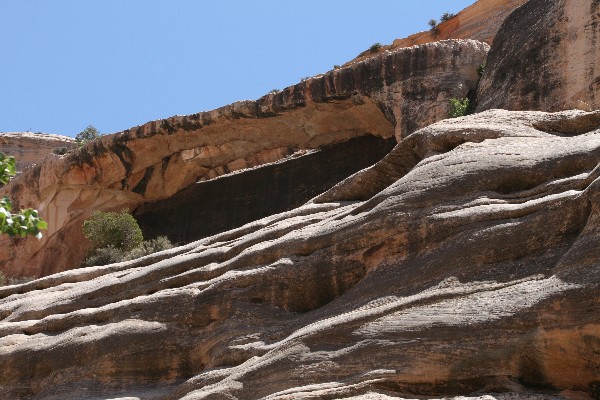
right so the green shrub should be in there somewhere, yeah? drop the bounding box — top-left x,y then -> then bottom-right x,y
333,65 -> 341,69
448,98 -> 472,118
440,12 -> 455,22
0,271 -> 4,286
0,152 -> 47,238
125,236 -> 173,261
83,210 -> 143,253
82,245 -> 125,268
53,147 -> 68,155
369,43 -> 383,53
82,236 -> 173,267
75,125 -> 101,145
478,63 -> 486,77
428,19 -> 438,30
0,152 -> 15,185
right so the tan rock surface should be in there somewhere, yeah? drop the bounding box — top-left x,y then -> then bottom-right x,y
0,40 -> 488,278
0,132 -> 76,173
476,0 -> 600,112
392,0 -> 528,48
0,110 -> 598,399
348,0 -> 527,66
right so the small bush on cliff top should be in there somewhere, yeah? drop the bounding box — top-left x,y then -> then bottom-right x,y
52,147 -> 68,155
83,210 -> 143,253
440,12 -> 456,22
75,125 -> 102,145
369,43 -> 383,53
429,12 -> 455,34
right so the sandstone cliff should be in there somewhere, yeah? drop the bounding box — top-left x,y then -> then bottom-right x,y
134,135 -> 395,244
1,110 -> 598,399
392,0 -> 528,48
1,0 -> 600,397
0,39 -> 488,278
349,0 -> 527,65
476,0 -> 600,112
0,132 -> 76,173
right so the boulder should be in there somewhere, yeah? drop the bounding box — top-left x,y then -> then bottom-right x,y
0,110 -> 598,399
476,0 -> 600,112
0,39 -> 488,278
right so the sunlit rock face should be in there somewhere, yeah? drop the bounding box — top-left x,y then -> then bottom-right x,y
0,132 -> 76,172
0,110 -> 598,399
348,0 -> 527,66
393,0 -> 529,47
0,39 -> 488,278
476,0 -> 600,112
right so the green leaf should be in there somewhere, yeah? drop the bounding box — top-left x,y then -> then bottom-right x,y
0,153 -> 16,186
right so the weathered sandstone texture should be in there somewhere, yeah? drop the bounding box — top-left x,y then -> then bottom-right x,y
392,0 -> 528,48
349,0 -> 526,65
476,0 -> 600,112
0,132 -> 76,173
0,39 -> 488,277
0,110 -> 598,399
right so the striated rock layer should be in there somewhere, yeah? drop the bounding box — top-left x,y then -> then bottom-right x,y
476,0 -> 600,112
391,0 -> 528,48
0,39 -> 488,278
0,132 -> 76,173
135,135 -> 396,244
349,0 -> 526,66
0,110 -> 598,399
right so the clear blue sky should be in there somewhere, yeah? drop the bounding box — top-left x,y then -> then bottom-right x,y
1,1 -> 474,137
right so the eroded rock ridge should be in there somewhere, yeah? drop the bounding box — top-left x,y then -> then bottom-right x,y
0,132 -> 76,173
0,110 -> 598,399
0,40 -> 488,277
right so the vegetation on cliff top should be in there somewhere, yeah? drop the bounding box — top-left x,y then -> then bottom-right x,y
75,125 -> 102,145
429,11 -> 456,34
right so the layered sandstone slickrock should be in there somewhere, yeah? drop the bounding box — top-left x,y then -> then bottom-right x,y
135,135 -> 396,244
0,110 -> 598,399
0,132 -> 76,173
0,39 -> 488,278
476,0 -> 600,112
